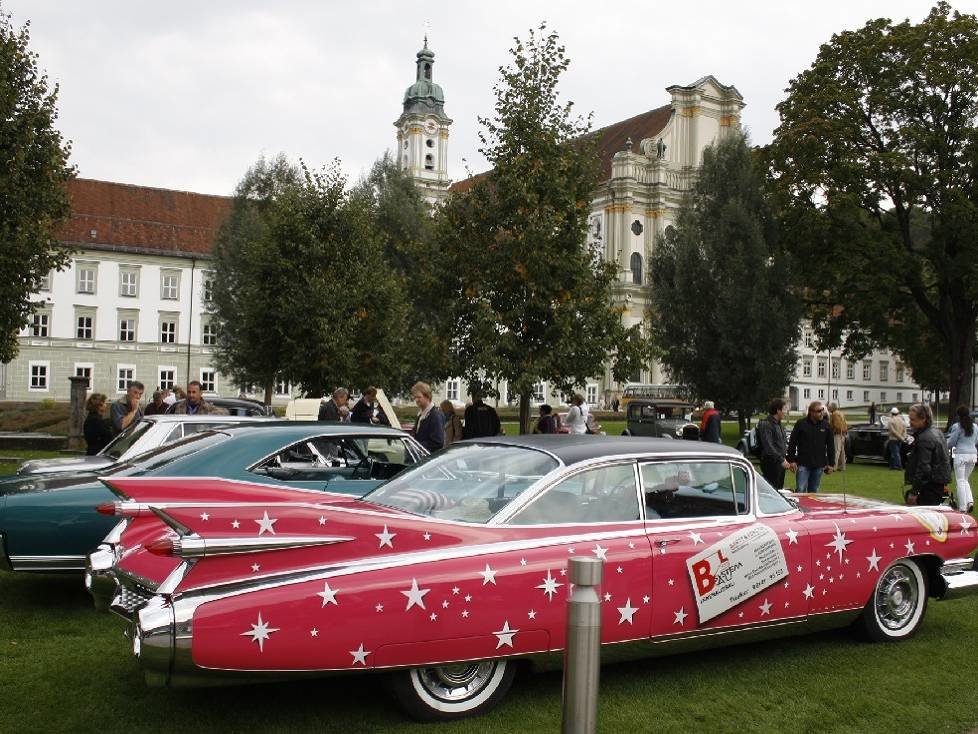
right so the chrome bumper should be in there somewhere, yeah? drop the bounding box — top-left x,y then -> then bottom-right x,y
939,557 -> 978,601
85,544 -> 117,611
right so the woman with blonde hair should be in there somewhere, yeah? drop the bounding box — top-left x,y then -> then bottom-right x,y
440,400 -> 463,446
83,393 -> 113,455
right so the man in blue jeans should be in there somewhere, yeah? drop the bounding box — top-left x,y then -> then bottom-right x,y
786,400 -> 835,492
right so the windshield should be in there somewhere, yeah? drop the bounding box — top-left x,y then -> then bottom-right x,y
362,444 -> 560,523
101,420 -> 154,460
99,430 -> 231,476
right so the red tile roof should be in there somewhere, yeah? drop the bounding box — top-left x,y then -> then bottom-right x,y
58,178 -> 231,257
450,104 -> 672,194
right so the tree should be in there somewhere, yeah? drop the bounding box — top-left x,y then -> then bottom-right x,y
767,2 -> 978,419
0,8 -> 74,362
650,133 -> 802,431
210,155 -> 304,405
437,24 -> 649,433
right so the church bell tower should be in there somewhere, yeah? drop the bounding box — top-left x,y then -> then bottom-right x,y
394,38 -> 452,206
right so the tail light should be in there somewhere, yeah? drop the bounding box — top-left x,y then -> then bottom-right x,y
147,538 -> 177,556
96,502 -> 119,516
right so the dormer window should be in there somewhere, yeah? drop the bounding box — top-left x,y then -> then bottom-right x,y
424,63 -> 431,80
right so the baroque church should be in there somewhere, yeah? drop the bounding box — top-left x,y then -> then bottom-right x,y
0,41 -> 920,412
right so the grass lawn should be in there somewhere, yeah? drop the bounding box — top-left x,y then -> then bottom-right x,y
1,429 -> 976,732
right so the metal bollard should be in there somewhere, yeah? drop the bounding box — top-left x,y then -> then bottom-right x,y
561,556 -> 603,734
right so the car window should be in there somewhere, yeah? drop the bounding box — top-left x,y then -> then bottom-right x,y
755,472 -> 795,514
102,430 -> 231,475
509,463 -> 640,525
363,444 -> 559,523
641,461 -> 740,519
249,435 -> 419,482
164,424 -> 184,443
102,420 -> 154,460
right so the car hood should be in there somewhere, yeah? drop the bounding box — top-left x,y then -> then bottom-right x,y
17,455 -> 113,475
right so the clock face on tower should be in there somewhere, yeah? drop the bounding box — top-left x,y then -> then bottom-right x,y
424,120 -> 437,134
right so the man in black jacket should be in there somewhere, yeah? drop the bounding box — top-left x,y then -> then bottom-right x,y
463,390 -> 501,439
786,400 -> 835,493
756,398 -> 790,488
905,403 -> 951,505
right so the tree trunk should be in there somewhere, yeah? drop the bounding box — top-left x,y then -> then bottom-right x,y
737,410 -> 747,435
945,326 -> 975,430
263,378 -> 274,409
519,391 -> 532,435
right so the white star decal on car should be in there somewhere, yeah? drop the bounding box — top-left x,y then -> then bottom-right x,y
960,517 -> 974,535
759,598 -> 772,615
689,531 -> 704,545
673,607 -> 688,625
785,528 -> 799,545
462,610 -> 470,618
479,564 -> 498,585
668,579 -> 675,586
423,532 -> 431,541
251,563 -> 260,573
642,595 -> 651,604
310,628 -> 318,637
441,600 -> 449,609
350,643 -> 370,666
429,613 -> 438,621
241,612 -> 279,652
616,566 -> 623,574
375,604 -> 384,612
316,582 -> 338,607
401,578 -> 430,611
520,558 -> 527,566
866,549 -> 882,571
536,570 -> 563,601
528,609 -> 537,619
318,516 -> 327,526
603,592 -> 612,602
494,621 -> 518,649
200,512 -> 209,521
231,520 -> 240,529
255,511 -> 277,536
617,598 -> 638,625
592,544 -> 608,560
904,539 -> 915,555
375,525 -> 396,549
802,584 -> 815,599
464,594 -> 472,602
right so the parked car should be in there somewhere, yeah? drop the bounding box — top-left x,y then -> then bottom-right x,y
12,414 -> 272,478
165,396 -> 272,416
845,415 -> 910,463
621,398 -> 699,440
95,435 -> 977,721
0,423 -> 425,573
736,426 -> 761,458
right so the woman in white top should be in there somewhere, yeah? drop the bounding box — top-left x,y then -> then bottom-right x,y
565,394 -> 589,435
945,405 -> 977,512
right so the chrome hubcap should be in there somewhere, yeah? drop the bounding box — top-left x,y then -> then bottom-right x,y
416,661 -> 497,702
875,565 -> 918,630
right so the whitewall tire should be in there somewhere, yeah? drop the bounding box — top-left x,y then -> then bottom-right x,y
391,659 -> 516,721
859,559 -> 927,641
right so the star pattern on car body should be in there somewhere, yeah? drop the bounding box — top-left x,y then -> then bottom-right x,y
479,564 -> 498,585
255,511 -> 277,536
617,598 -> 638,625
401,578 -> 430,611
350,643 -> 370,666
316,581 -> 339,607
375,525 -> 396,549
536,570 -> 562,601
826,523 -> 853,563
494,621 -> 518,649
241,612 -> 278,652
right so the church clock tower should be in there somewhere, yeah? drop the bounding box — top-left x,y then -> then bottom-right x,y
394,39 -> 452,206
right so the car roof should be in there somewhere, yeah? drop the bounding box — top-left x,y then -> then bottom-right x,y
143,414 -> 272,424
465,434 -> 737,466
217,422 -> 410,438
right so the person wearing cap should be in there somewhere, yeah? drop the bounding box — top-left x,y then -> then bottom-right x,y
887,407 -> 908,470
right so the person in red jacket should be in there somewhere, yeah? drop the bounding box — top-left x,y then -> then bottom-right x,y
700,401 -> 721,443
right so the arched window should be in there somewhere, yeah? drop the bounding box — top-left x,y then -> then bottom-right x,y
630,252 -> 643,284
424,63 -> 432,80
424,154 -> 434,171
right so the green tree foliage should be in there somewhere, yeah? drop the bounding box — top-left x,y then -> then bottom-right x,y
211,154 -> 413,402
0,8 -> 74,362
437,24 -> 649,432
767,2 -> 978,415
650,133 -> 802,430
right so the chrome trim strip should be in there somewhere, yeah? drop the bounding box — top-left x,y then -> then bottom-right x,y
99,474 -> 367,500
939,557 -> 978,601
111,499 -> 347,518
173,534 -> 355,558
9,554 -> 87,571
157,560 -> 191,595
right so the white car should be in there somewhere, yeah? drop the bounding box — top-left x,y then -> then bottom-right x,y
14,414 -> 273,477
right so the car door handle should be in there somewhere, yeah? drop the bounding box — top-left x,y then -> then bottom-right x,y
655,538 -> 682,549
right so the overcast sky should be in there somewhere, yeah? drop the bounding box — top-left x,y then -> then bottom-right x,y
6,0 -> 973,196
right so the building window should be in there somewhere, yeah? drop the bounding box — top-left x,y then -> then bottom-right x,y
117,366 -> 135,392
817,359 -> 826,378
29,361 -> 49,391
880,391 -> 887,402
202,273 -> 215,303
75,364 -> 93,389
424,153 -> 434,171
76,315 -> 93,340
38,271 -> 51,291
896,391 -> 903,402
831,360 -> 840,380
200,369 -> 217,393
846,390 -> 854,401
912,392 -> 918,402
803,388 -> 811,399
896,365 -> 904,383
846,362 -> 855,380
817,389 -> 825,399
426,138 -> 434,148
159,368 -> 176,391
803,329 -> 813,349
77,265 -> 97,294
275,378 -> 291,396
445,378 -> 460,402
586,384 -> 598,405
532,382 -> 545,402
879,362 -> 889,382
831,389 -> 838,400
161,271 -> 180,300
31,312 -> 49,337
862,361 -> 872,381
119,318 -> 136,342
630,252 -> 643,285
202,322 -> 217,346
863,390 -> 870,402
160,319 -> 176,344
119,269 -> 139,297
802,360 -> 812,378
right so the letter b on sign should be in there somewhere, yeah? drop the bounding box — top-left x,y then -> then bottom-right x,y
692,559 -> 715,596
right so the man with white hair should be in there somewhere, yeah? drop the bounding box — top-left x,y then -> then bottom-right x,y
318,388 -> 349,421
700,401 -> 721,443
887,406 -> 907,470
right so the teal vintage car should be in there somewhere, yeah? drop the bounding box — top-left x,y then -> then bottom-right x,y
0,423 -> 426,572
